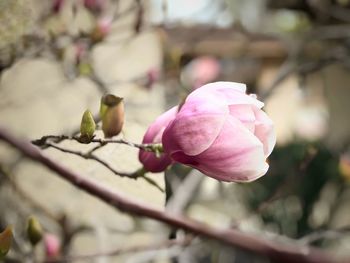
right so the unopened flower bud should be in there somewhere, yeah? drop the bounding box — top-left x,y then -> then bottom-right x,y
0,226 -> 13,260
340,154 -> 350,182
78,62 -> 93,76
91,17 -> 112,42
52,0 -> 64,13
144,68 -> 160,89
100,94 -> 124,138
84,0 -> 106,12
27,216 -> 43,246
44,233 -> 61,259
80,110 -> 96,143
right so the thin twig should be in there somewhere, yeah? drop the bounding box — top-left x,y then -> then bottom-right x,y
299,227 -> 350,245
86,143 -> 107,155
46,142 -> 133,178
91,138 -> 162,152
0,126 -> 346,263
45,142 -> 164,192
166,170 -> 203,214
32,135 -> 164,192
43,236 -> 193,263
32,135 -> 160,152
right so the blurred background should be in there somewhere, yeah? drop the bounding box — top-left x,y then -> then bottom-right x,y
1,0 -> 350,262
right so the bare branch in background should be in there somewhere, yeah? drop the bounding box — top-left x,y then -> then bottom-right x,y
299,226 -> 350,245
43,235 -> 193,263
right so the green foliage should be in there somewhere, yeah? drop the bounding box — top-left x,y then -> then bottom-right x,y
241,142 -> 341,238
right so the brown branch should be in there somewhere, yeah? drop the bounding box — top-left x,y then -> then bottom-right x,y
0,126 -> 346,263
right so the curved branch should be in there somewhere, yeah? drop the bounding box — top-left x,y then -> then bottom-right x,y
32,135 -> 165,192
0,126 -> 345,263
43,236 -> 192,263
32,135 -> 161,152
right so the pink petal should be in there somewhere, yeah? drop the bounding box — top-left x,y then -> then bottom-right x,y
201,81 -> 247,93
253,108 -> 276,157
219,89 -> 264,109
44,234 -> 60,258
163,94 -> 228,156
229,104 -> 256,132
141,106 -> 178,144
139,149 -> 172,173
189,81 -> 247,96
139,106 -> 178,172
177,116 -> 267,182
189,82 -> 264,108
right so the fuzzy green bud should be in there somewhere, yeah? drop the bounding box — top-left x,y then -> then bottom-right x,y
27,216 -> 43,246
100,94 -> 124,138
0,226 -> 13,259
80,110 -> 96,143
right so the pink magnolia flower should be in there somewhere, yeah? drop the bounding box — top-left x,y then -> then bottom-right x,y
44,233 -> 60,259
162,82 -> 275,182
139,106 -> 178,172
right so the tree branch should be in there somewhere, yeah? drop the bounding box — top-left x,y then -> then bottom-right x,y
45,142 -> 164,192
0,126 -> 345,263
43,236 -> 193,263
32,135 -> 161,152
45,142 -> 134,178
31,134 -> 165,192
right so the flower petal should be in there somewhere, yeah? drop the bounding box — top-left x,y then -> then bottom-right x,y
138,150 -> 172,173
141,106 -> 178,144
163,94 -> 228,156
253,108 -> 276,157
193,81 -> 247,93
220,89 -> 264,108
188,81 -> 264,108
229,104 -> 256,132
139,106 -> 178,172
191,116 -> 268,182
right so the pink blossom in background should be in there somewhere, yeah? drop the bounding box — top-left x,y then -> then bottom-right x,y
181,56 -> 221,89
139,106 -> 178,172
295,106 -> 328,141
44,233 -> 60,259
144,68 -> 161,89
